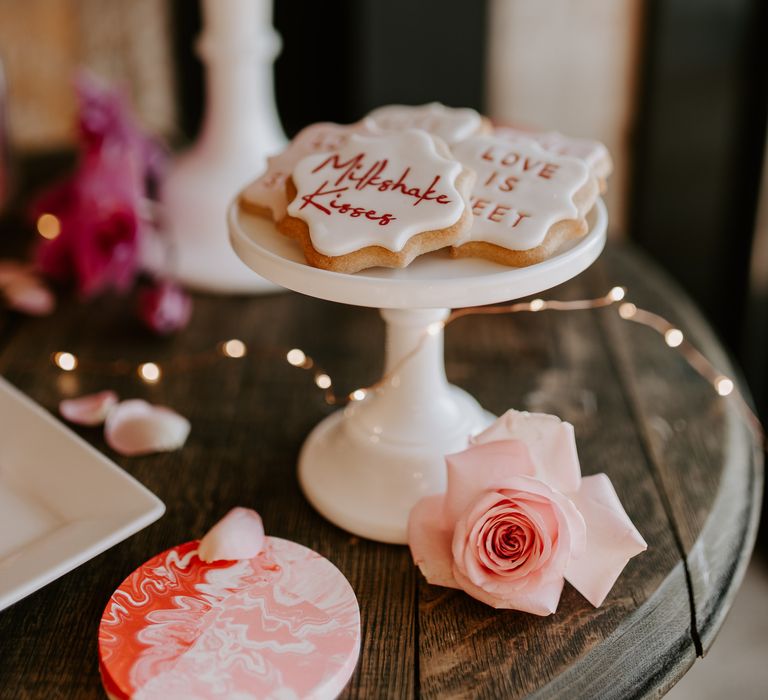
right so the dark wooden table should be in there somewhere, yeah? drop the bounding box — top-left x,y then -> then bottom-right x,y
0,234 -> 762,698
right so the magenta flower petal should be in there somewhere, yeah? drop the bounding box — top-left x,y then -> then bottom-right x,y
138,281 -> 193,335
197,507 -> 266,563
30,72 -> 167,299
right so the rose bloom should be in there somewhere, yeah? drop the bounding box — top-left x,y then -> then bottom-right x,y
408,410 -> 647,615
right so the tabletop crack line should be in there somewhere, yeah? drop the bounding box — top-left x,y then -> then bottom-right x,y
596,307 -> 704,658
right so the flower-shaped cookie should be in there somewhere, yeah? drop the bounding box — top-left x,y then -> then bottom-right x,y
279,129 -> 474,273
366,102 -> 489,145
240,121 -> 373,221
450,134 -> 598,266
495,126 -> 613,192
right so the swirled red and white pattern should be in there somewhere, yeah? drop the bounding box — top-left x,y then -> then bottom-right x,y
98,538 -> 360,699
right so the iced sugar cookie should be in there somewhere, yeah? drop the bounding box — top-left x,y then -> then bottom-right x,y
366,102 -> 490,145
240,120 -> 373,221
279,129 -> 474,273
99,538 -> 361,700
495,126 -> 613,193
450,135 -> 598,267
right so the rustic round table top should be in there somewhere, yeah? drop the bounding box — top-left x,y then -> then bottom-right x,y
0,237 -> 762,698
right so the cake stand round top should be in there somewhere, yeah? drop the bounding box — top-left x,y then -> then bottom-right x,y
229,198 -> 607,309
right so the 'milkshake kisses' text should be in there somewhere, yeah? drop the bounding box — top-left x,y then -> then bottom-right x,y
297,152 -> 454,226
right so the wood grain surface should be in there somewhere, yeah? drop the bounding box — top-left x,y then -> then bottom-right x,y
0,239 -> 761,698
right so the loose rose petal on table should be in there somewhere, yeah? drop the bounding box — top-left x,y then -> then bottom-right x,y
105,399 -> 190,456
60,391 -> 119,426
3,278 -> 56,316
565,473 -> 648,607
0,259 -> 35,286
198,507 -> 266,563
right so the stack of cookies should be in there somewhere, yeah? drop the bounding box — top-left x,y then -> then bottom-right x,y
239,103 -> 611,274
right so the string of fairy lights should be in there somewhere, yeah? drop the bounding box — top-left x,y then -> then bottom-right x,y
39,285 -> 766,451
27,212 -> 766,449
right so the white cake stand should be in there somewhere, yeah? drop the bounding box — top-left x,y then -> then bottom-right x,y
229,200 -> 607,543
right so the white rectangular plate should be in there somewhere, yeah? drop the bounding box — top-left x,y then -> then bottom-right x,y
0,377 -> 165,611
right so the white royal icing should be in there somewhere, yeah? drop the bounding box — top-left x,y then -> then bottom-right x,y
287,129 -> 467,257
367,102 -> 484,145
242,120 -> 374,220
495,126 -> 612,180
451,134 -> 590,251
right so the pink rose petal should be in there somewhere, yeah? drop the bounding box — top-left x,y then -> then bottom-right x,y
453,564 -> 565,615
565,474 -> 648,606
3,278 -> 56,316
60,390 -> 119,426
444,440 -> 536,523
137,281 -> 192,335
0,260 -> 34,286
407,494 -> 458,589
197,507 -> 266,563
104,399 -> 190,456
473,410 -> 581,494
0,263 -> 56,316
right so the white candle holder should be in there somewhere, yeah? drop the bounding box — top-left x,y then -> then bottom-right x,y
143,0 -> 287,294
229,200 -> 607,543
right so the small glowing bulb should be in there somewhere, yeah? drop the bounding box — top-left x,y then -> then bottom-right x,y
664,328 -> 684,348
37,213 -> 61,240
315,373 -> 332,389
426,321 -> 444,336
351,389 -> 367,401
618,302 -> 637,319
53,351 -> 77,371
286,348 -> 306,366
222,339 -> 246,358
609,286 -> 626,302
529,298 -> 545,312
715,376 -> 734,396
138,362 -> 161,383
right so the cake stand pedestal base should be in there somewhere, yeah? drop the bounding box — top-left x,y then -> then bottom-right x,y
229,198 -> 608,543
299,308 -> 494,544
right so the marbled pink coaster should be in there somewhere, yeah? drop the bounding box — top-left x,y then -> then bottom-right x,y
99,538 -> 360,699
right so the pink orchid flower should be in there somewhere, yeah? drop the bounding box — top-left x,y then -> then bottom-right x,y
31,73 -> 166,299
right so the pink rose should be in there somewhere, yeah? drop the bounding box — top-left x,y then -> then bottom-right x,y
408,410 -> 647,615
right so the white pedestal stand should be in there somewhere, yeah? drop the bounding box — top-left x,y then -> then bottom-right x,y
229,200 -> 608,543
143,0 -> 287,294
